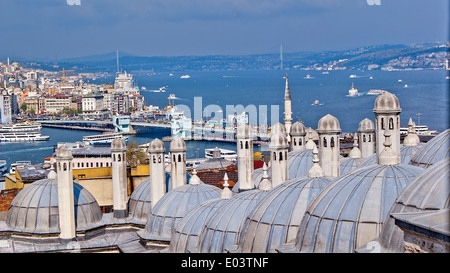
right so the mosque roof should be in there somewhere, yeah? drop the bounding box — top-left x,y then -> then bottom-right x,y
410,129 -> 449,168
373,91 -> 401,113
138,180 -> 221,242
236,175 -> 332,253
358,118 -> 375,133
357,158 -> 449,253
286,163 -> 424,253
197,189 -> 270,253
6,178 -> 102,234
111,138 -> 127,151
317,114 -> 341,134
290,121 -> 306,136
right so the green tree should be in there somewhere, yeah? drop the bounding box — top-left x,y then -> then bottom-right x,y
20,103 -> 27,112
126,141 -> 148,168
30,108 -> 35,115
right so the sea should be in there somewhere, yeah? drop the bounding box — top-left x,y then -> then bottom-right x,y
0,69 -> 448,169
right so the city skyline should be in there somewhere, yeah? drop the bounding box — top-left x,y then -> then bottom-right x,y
0,0 -> 448,60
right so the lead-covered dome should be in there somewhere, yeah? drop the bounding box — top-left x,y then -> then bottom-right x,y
290,121 -> 306,136
237,175 -> 331,253
409,129 -> 449,168
111,137 -> 127,151
169,137 -> 186,152
358,118 -> 375,133
148,138 -> 166,153
358,158 -> 450,253
373,91 -> 401,113
6,178 -> 102,234
317,114 -> 341,134
138,175 -> 221,242
271,122 -> 286,135
236,123 -> 252,139
286,163 -> 424,253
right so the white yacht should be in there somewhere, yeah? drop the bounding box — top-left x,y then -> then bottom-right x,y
0,132 -> 50,142
205,148 -> 237,161
0,122 -> 42,133
180,75 -> 191,79
83,132 -> 128,145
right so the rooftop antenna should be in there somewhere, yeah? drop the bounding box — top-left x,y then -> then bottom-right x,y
280,44 -> 283,70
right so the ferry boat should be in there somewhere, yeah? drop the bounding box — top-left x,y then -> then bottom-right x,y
367,89 -> 385,95
314,100 -> 320,105
205,148 -> 237,161
0,160 -> 7,174
83,132 -> 128,145
400,125 -> 432,135
348,83 -> 358,96
0,132 -> 50,142
0,122 -> 41,133
180,75 -> 191,79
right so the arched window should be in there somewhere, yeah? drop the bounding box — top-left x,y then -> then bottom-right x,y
178,154 -> 182,162
389,117 -> 394,130
279,151 -> 283,161
113,154 -> 116,161
273,152 -> 276,161
245,141 -> 249,149
240,141 -> 243,149
293,138 -> 297,146
118,154 -> 121,162
285,151 -> 287,159
381,118 -> 385,130
158,155 -> 161,163
153,155 -> 156,164
363,135 -> 367,142
173,154 -> 176,162
323,137 -> 327,147
58,163 -> 61,171
63,163 -> 67,171
330,137 -> 335,148
299,138 -> 302,145
368,135 -> 371,142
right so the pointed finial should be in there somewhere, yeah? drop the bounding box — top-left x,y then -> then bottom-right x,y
349,133 -> 362,158
403,118 -> 420,146
189,163 -> 202,185
258,163 -> 273,191
305,128 -> 316,150
220,173 -> 233,199
47,157 -> 57,179
378,129 -> 399,165
308,145 -> 324,177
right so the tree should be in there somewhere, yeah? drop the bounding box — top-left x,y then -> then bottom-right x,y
126,141 -> 148,168
20,103 -> 27,112
30,108 -> 35,115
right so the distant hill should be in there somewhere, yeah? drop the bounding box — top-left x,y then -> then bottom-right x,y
23,42 -> 449,72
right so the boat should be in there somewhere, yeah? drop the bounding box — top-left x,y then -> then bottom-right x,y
0,132 -> 50,142
367,89 -> 385,95
0,160 -> 7,174
0,122 -> 42,133
180,75 -> 191,79
404,84 -> 408,88
304,74 -> 313,79
400,125 -> 431,135
349,74 -> 357,78
348,83 -> 358,96
314,100 -> 320,105
205,148 -> 237,161
83,132 -> 128,145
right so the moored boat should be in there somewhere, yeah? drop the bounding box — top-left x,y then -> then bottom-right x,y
0,132 -> 50,142
83,132 -> 128,145
0,122 -> 41,133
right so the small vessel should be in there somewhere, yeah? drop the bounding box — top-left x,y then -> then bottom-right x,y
304,74 -> 313,79
0,160 -> 7,174
400,125 -> 430,135
348,83 -> 358,96
367,89 -> 385,95
205,148 -> 237,161
398,79 -> 402,83
404,84 -> 408,88
0,122 -> 42,133
83,132 -> 128,145
180,75 -> 191,79
314,100 -> 320,105
349,74 -> 357,78
0,132 -> 50,142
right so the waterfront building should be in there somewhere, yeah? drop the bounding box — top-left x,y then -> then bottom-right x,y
82,93 -> 104,115
44,94 -> 71,114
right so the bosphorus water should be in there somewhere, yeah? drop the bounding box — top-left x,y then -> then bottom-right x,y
1,69 -> 448,169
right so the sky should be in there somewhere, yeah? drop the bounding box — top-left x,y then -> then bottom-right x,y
0,0 -> 448,60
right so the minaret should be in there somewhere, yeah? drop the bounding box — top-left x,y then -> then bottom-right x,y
169,137 -> 187,189
283,73 -> 293,135
237,123 -> 254,191
290,121 -> 306,152
55,144 -> 76,243
373,91 -> 401,164
358,118 -> 375,158
269,132 -> 289,187
317,114 -> 341,177
148,138 -> 166,209
111,138 -> 128,219
403,118 -> 420,146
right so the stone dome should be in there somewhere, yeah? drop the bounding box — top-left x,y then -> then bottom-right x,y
148,138 -> 166,153
138,179 -> 221,242
317,114 -> 341,134
358,118 -> 375,133
197,189 -> 270,253
236,123 -> 252,139
290,121 -> 306,136
409,129 -> 449,168
237,175 -> 332,253
6,178 -> 102,234
111,137 -> 127,151
55,144 -> 73,159
169,137 -> 186,152
169,197 -> 229,253
271,122 -> 286,135
128,173 -> 192,225
287,163 -> 424,253
358,158 -> 450,253
269,132 -> 288,149
373,91 -> 401,114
